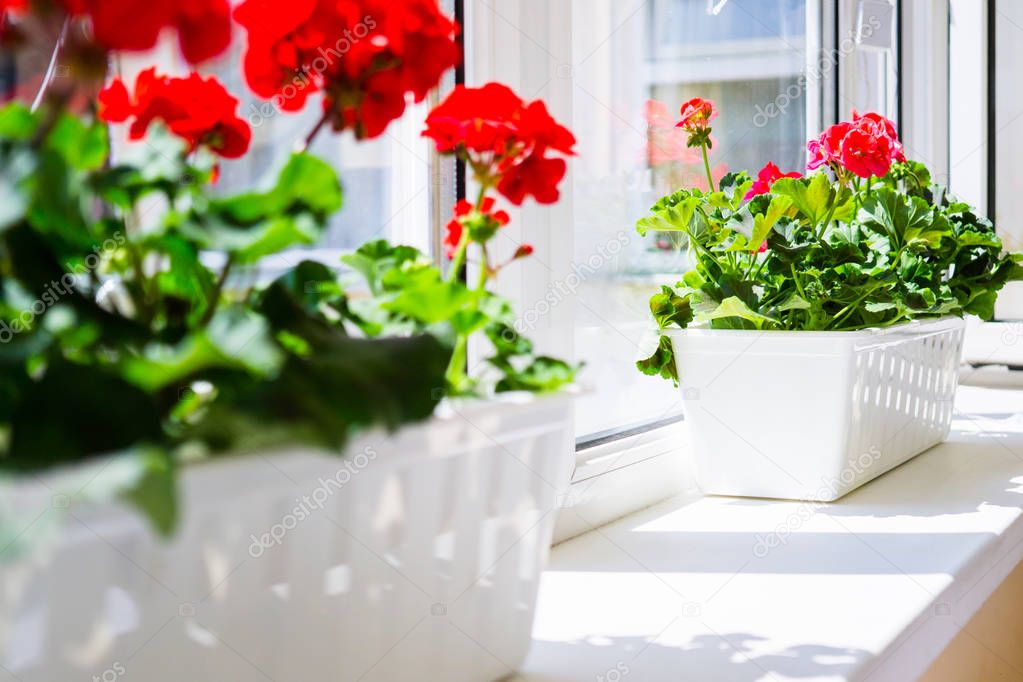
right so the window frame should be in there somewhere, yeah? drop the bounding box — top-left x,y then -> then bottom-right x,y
462,0 -> 859,531
952,0 -> 1023,366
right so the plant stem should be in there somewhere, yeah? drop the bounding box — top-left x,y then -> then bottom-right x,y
700,143 -> 716,193
300,110 -> 331,152
445,334 -> 470,392
790,263 -> 814,326
826,285 -> 881,330
444,184 -> 491,393
475,244 -> 490,291
127,239 -> 155,325
445,184 -> 488,284
790,263 -> 807,301
201,257 -> 234,326
817,201 -> 838,241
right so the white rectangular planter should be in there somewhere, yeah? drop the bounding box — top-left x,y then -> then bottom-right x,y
0,393 -> 574,682
666,318 -> 965,501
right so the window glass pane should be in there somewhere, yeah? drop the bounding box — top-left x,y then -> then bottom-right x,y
90,0 -> 455,261
993,0 -> 1023,315
841,0 -> 899,123
205,45 -> 436,254
204,29 -> 450,259
571,0 -> 815,438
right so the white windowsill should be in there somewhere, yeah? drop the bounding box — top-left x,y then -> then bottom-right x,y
518,384 -> 1023,681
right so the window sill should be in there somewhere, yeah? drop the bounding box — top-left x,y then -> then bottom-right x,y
519,385 -> 1023,681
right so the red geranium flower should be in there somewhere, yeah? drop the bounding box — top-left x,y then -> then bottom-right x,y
443,203 -> 468,260
62,0 -> 232,64
675,97 -> 717,132
513,244 -> 534,259
99,69 -> 251,158
423,83 -> 576,206
443,198 -> 510,259
806,121 -> 851,171
840,125 -> 895,179
234,0 -> 460,140
853,110 -> 905,161
806,112 -> 904,178
743,161 -> 801,200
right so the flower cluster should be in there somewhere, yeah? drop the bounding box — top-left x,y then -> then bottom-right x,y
744,162 -> 801,201
423,82 -> 576,206
807,111 -> 905,179
672,96 -> 720,191
234,0 -> 459,140
676,97 -> 716,133
444,198 -> 510,260
99,69 -> 251,159
675,97 -> 717,147
63,0 -> 232,64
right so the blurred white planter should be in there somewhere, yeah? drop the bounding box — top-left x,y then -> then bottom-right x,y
666,318 -> 965,501
0,393 -> 574,682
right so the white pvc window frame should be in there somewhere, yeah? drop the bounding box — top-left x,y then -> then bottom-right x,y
463,0 -> 846,536
949,0 -> 1023,366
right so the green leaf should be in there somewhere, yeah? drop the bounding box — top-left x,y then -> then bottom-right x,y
700,296 -> 775,328
750,195 -> 793,251
649,286 -> 694,329
118,448 -> 178,536
211,152 -> 342,223
186,154 -> 343,263
384,277 -> 474,325
964,290 -> 998,319
771,173 -> 833,226
858,187 -> 933,247
636,192 -> 702,236
121,308 -> 283,391
0,102 -> 38,140
955,230 -> 1002,250
249,280 -> 453,433
46,115 -> 108,171
234,215 -> 321,264
486,322 -> 533,356
636,335 -> 678,385
341,240 -> 425,295
777,293 -> 811,312
275,152 -> 343,216
269,260 -> 344,316
492,356 -> 579,393
5,362 -> 164,469
148,234 -> 216,321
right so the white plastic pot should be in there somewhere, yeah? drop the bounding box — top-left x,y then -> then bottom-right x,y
666,318 -> 965,501
0,393 -> 574,682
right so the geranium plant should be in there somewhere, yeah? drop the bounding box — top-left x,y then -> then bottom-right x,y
266,85 -> 581,396
0,0 -> 575,538
637,101 -> 1023,384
